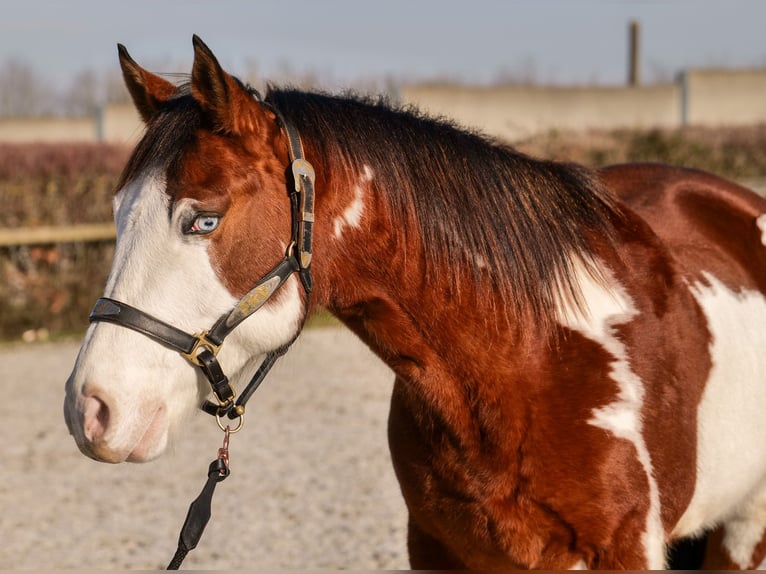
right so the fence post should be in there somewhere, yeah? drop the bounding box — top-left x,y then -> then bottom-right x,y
679,70 -> 689,127
628,20 -> 641,87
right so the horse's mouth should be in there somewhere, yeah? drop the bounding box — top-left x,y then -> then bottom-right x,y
126,406 -> 168,462
69,403 -> 168,464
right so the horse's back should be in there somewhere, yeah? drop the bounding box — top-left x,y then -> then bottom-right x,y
600,163 -> 766,565
599,162 -> 766,293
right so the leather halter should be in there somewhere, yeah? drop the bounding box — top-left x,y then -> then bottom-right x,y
89,111 -> 315,423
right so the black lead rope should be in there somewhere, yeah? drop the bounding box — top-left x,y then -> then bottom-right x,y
167,428 -> 232,570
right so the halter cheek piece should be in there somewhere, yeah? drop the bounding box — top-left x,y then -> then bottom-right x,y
88,112 -> 315,427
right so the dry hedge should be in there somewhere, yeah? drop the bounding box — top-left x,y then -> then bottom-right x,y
1,143 -> 129,340
516,124 -> 766,180
3,126 -> 766,341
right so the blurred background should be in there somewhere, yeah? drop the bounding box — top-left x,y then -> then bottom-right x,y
3,0 -> 766,341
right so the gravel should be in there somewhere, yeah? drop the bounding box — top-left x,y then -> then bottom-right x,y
1,327 -> 409,570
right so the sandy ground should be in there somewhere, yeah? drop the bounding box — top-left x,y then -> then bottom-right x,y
1,327 -> 409,570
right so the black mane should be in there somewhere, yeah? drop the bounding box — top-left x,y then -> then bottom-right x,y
266,88 -> 621,329
119,84 -> 622,332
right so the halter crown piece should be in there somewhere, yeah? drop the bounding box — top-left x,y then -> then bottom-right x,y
89,105 -> 315,430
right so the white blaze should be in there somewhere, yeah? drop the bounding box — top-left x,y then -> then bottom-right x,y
66,171 -> 304,461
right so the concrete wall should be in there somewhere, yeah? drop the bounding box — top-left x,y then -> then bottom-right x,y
0,105 -> 144,145
2,67 -> 766,144
400,83 -> 680,142
99,103 -> 144,145
0,116 -> 96,143
683,68 -> 766,126
403,69 -> 766,142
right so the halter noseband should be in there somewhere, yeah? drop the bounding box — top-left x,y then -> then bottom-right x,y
89,113 -> 315,425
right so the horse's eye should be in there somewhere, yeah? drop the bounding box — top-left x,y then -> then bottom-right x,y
187,214 -> 221,235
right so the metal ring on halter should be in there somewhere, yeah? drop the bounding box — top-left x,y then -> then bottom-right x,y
216,411 -> 244,433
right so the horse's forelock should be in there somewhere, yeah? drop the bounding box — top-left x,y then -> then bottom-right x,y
117,84 -> 201,194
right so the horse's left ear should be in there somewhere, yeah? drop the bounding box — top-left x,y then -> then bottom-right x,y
191,35 -> 270,135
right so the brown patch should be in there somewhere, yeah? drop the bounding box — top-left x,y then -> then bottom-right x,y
599,163 -> 766,293
168,126 -> 293,298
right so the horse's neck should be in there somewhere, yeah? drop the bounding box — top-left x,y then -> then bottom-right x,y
326,270 -> 531,438
309,161 -> 539,439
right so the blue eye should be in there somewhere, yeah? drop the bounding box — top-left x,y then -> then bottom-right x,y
188,214 -> 221,235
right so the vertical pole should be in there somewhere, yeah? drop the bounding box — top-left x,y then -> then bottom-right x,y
628,20 -> 640,86
679,70 -> 688,127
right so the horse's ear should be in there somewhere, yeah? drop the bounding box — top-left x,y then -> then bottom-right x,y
191,35 -> 268,135
118,44 -> 176,123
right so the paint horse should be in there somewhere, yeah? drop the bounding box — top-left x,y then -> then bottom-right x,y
64,37 -> 766,569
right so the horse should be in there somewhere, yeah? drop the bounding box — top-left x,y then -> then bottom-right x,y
64,36 -> 766,570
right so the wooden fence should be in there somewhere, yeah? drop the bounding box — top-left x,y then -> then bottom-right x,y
0,223 -> 116,247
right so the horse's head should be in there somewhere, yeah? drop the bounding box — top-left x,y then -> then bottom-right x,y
64,37 -> 306,463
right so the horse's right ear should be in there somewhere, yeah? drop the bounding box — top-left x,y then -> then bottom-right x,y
118,44 -> 176,123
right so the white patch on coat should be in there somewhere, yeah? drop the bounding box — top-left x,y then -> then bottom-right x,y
720,482 -> 766,569
672,274 -> 766,557
559,259 -> 665,569
65,171 -> 304,461
757,214 -> 766,246
333,165 -> 372,238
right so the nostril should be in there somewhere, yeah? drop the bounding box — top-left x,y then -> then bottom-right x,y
83,395 -> 110,442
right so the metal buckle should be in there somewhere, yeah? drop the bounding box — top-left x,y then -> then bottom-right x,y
211,389 -> 234,410
291,158 -> 315,189
181,331 -> 221,367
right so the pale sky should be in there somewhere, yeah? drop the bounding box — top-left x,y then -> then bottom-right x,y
2,0 -> 766,90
